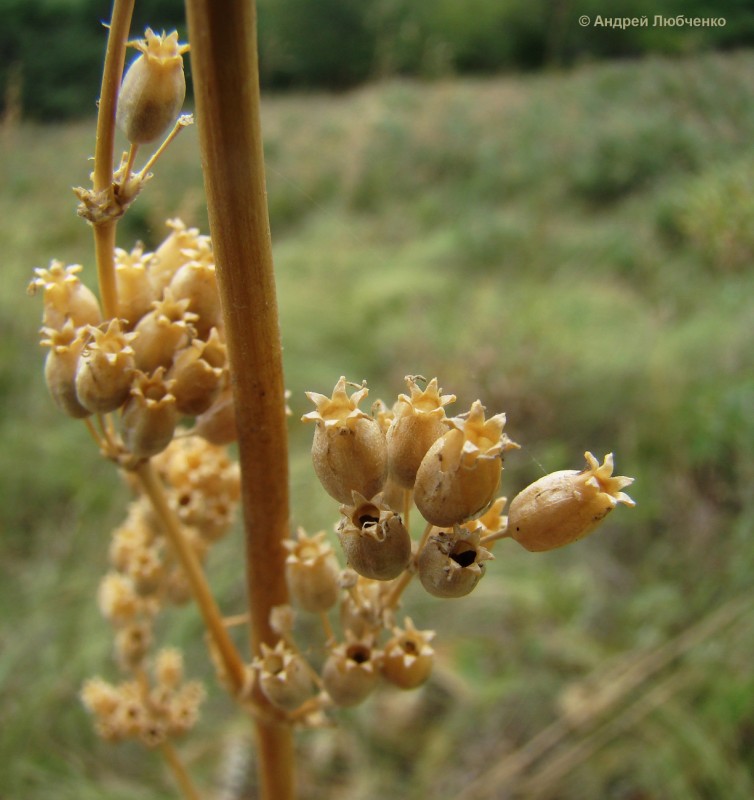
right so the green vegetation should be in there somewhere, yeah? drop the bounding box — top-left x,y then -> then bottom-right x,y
2,49 -> 754,798
2,0 -> 754,119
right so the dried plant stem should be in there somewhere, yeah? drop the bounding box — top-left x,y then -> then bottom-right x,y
135,460 -> 246,693
185,1 -> 296,798
160,740 -> 203,800
91,0 -> 134,318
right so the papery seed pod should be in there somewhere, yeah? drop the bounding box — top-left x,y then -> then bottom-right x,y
149,219 -> 202,296
508,452 -> 635,552
321,638 -> 381,707
75,319 -> 137,413
28,260 -> 102,330
120,368 -> 178,459
116,29 -> 189,145
168,337 -> 225,416
154,648 -> 184,690
253,641 -> 315,712
414,400 -> 518,527
40,321 -> 91,418
417,526 -> 493,599
302,377 -> 388,504
337,493 -> 411,580
382,618 -> 435,690
283,529 -> 341,613
168,241 -> 221,339
132,289 -> 197,373
115,245 -> 156,328
387,376 -> 455,489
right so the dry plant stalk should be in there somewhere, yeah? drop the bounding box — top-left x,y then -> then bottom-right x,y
27,1 -> 636,797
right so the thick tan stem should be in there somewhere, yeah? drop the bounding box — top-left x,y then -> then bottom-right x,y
185,1 -> 295,797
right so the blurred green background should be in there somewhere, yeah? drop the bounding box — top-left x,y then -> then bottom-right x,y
2,1 -> 754,798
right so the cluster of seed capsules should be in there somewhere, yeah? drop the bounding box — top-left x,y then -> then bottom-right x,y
29,219 -> 238,461
30,220 -> 246,744
251,376 -> 635,715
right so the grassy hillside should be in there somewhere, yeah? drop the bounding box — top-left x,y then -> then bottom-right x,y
2,49 -> 754,798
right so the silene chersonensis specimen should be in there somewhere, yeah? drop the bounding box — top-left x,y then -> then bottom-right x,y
27,3 -> 635,797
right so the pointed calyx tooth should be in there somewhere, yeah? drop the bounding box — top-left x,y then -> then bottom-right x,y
508,451 -> 635,552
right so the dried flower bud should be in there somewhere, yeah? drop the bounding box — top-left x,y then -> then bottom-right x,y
302,377 -> 388,504
508,452 -> 635,552
115,245 -> 155,328
116,29 -> 189,145
132,289 -> 197,373
417,526 -> 493,598
149,219 -> 202,296
283,529 -> 341,612
121,368 -> 178,459
414,400 -> 518,527
337,493 -> 411,580
382,618 -> 435,689
322,638 -> 381,707
253,641 -> 315,712
28,260 -> 102,330
75,319 -> 137,413
40,321 -> 91,418
168,335 -> 225,416
387,376 -> 455,488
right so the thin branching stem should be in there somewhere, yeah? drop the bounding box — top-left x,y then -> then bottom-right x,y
134,460 -> 246,694
160,740 -> 203,800
91,0 -> 134,318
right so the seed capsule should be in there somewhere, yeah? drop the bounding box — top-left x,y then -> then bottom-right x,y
386,376 -> 455,489
75,319 -> 137,413
115,246 -> 155,329
508,452 -> 635,552
337,493 -> 411,581
168,240 -> 221,339
192,387 -> 237,444
28,261 -> 102,330
382,618 -> 435,690
322,638 -> 381,707
283,529 -> 341,613
414,400 -> 518,527
149,219 -> 203,296
41,322 -> 91,418
132,290 -> 197,373
120,368 -> 178,459
116,29 -> 189,145
168,333 -> 226,416
417,526 -> 493,599
302,377 -> 387,504
253,641 -> 315,712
